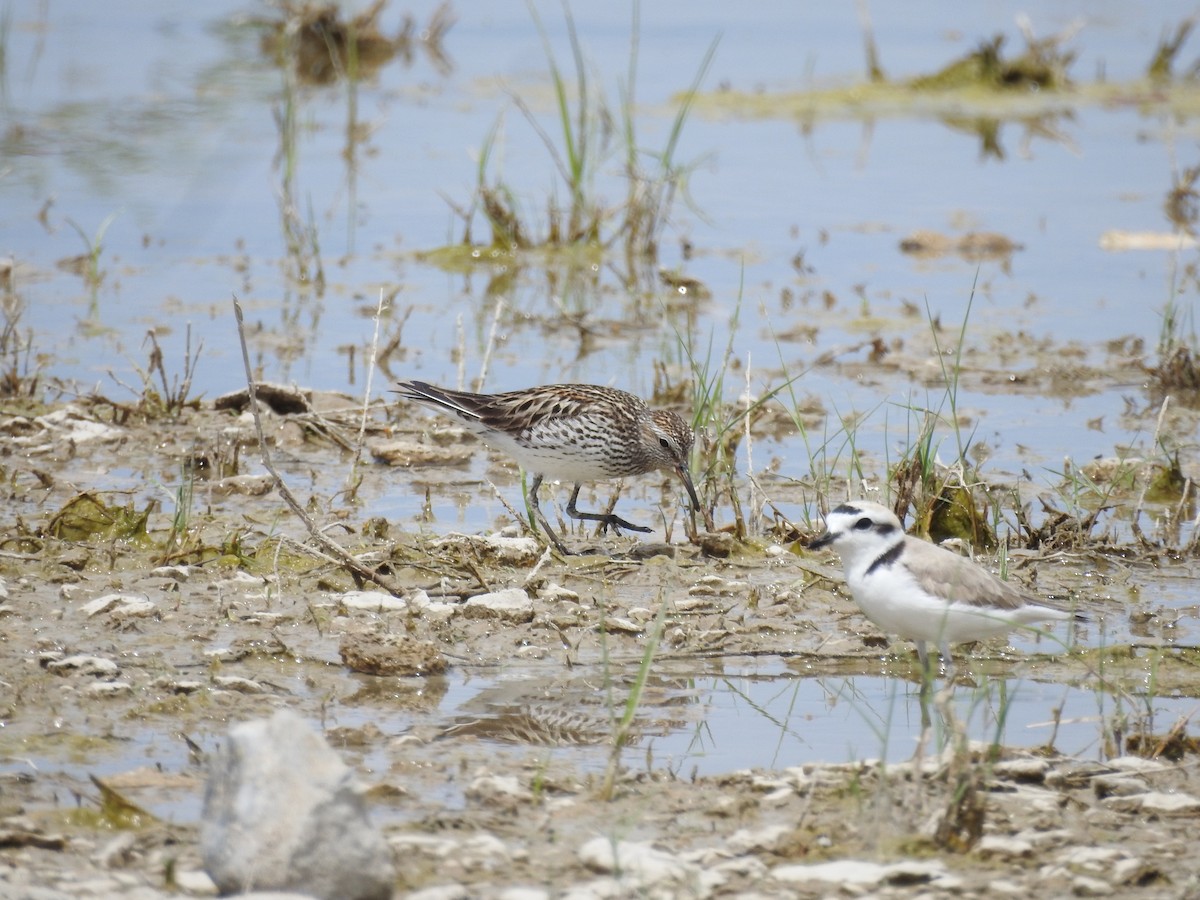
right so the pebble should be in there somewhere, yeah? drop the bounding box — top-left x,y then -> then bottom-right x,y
406,886 -> 471,900
1137,791 -> 1200,815
79,593 -> 155,619
148,565 -> 192,582
464,588 -> 535,623
339,632 -> 448,676
772,858 -> 949,888
600,616 -> 642,634
772,859 -> 889,886
340,590 -> 407,612
1072,874 -> 1115,896
432,533 -> 541,565
211,675 -> 267,694
407,590 -> 457,622
977,835 -> 1034,859
1091,774 -> 1148,798
726,824 -> 792,854
45,655 -> 119,679
466,773 -> 531,805
84,681 -> 134,698
992,757 -> 1050,782
538,583 -> 579,603
578,837 -> 694,884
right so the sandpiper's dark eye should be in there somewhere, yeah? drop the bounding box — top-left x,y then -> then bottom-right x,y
659,437 -> 671,449
853,517 -> 873,531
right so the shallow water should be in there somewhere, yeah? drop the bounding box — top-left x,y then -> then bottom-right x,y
5,0 -> 1200,802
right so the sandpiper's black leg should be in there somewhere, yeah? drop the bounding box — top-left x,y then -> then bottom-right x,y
527,474 -> 573,555
565,484 -> 652,535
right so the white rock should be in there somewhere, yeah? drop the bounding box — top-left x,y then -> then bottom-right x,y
340,590 -> 407,612
992,757 -> 1049,781
388,834 -> 458,857
1106,755 -> 1169,773
149,565 -> 192,582
211,675 -> 267,694
406,886 -> 471,900
37,409 -> 123,443
85,681 -> 134,698
772,858 -> 947,887
1073,875 -> 1114,896
496,888 -> 551,900
1140,791 -> 1200,814
482,533 -> 541,564
987,878 -> 1028,896
538,583 -> 579,603
1113,857 -> 1151,884
976,835 -> 1034,859
46,655 -> 119,679
772,859 -> 888,886
600,616 -> 642,635
464,588 -> 534,623
459,833 -> 512,868
726,825 -> 792,854
578,838 -> 693,883
201,710 -> 394,899
80,593 -> 155,619
466,774 -> 531,804
172,869 -> 218,894
1057,846 -> 1123,870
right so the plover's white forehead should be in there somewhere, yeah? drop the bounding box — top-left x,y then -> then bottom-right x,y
827,501 -> 902,532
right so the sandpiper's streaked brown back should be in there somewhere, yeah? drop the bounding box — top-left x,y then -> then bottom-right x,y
393,380 -> 701,554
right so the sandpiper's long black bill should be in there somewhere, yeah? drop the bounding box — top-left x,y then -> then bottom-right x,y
678,464 -> 711,533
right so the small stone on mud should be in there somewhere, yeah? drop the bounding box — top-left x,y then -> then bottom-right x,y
85,681 -> 133,698
79,593 -> 155,619
45,655 -> 119,679
211,474 -> 274,496
339,632 -> 448,676
149,565 -> 192,581
435,533 -> 541,565
463,588 -> 534,623
696,532 -> 735,558
601,616 -> 643,635
340,590 -> 407,612
537,582 -> 579,603
371,439 -> 474,467
628,541 -> 677,559
992,757 -> 1050,783
466,773 -> 531,805
977,835 -> 1034,859
212,675 -> 268,694
578,837 -> 694,883
1072,875 -> 1116,896
1120,790 -> 1200,815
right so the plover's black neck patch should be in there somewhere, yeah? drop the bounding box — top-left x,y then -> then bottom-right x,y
865,541 -> 904,576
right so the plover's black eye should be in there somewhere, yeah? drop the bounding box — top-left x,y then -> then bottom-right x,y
659,437 -> 671,449
853,517 -> 874,531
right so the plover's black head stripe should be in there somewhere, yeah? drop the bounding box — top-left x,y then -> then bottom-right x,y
831,503 -> 862,516
865,541 -> 904,576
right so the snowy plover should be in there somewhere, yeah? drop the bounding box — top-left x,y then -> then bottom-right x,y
810,500 -> 1079,669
